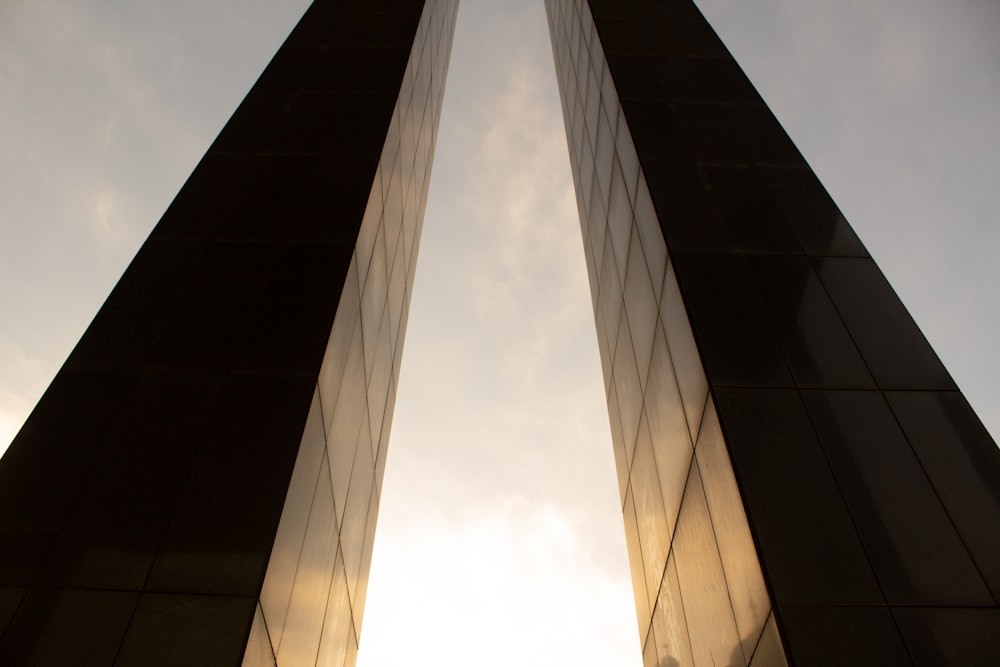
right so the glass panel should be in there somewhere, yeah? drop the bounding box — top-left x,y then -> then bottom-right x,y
672,462 -> 744,666
642,626 -> 658,667
803,390 -> 992,605
260,390 -> 327,648
714,387 -> 882,606
660,263 -> 708,441
608,161 -> 633,289
885,391 -> 1000,600
704,165 -> 800,253
242,604 -> 277,667
780,607 -> 910,667
758,167 -> 867,257
631,415 -> 671,605
342,429 -> 376,602
147,377 -> 313,597
319,257 -> 360,426
614,313 -> 643,455
696,399 -> 770,659
817,258 -> 954,390
117,594 -> 255,667
316,552 -> 352,667
276,458 -> 338,667
0,589 -> 137,667
642,162 -> 732,253
328,319 -> 367,528
361,221 -> 388,380
632,176 -> 666,303
624,225 -> 658,391
608,380 -> 629,505
616,112 -> 640,203
746,255 -> 875,389
644,323 -> 693,534
652,552 -> 695,667
748,612 -> 787,667
894,607 -> 1000,667
669,253 -> 791,389
624,487 -> 653,637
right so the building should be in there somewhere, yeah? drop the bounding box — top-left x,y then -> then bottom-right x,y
1,0 -> 998,665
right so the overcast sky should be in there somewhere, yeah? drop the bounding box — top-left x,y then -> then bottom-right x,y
1,1 -> 998,665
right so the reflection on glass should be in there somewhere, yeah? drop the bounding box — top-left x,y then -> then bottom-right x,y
695,399 -> 770,659
672,462 -> 744,666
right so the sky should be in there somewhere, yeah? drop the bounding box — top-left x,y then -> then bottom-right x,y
1,1 -> 998,665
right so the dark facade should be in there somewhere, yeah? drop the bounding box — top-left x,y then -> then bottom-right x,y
546,0 -> 1000,665
0,1 -> 457,665
1,0 -> 999,665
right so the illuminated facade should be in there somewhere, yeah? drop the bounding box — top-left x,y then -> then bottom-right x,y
1,0 -> 999,665
548,1 -> 1000,665
0,2 -> 457,665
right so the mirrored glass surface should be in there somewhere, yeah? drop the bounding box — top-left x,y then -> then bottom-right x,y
608,380 -> 630,503
644,325 -> 693,532
672,462 -> 744,666
616,112 -> 640,202
342,430 -> 376,601
695,399 -> 770,658
758,167 -> 866,257
241,604 -> 277,667
117,594 -> 255,667
704,166 -> 799,253
670,253 -> 791,388
803,390 -> 992,605
632,176 -> 666,302
746,255 -> 874,389
0,588 -> 137,667
886,391 -> 1000,599
780,607 -> 910,667
319,257 -> 361,425
631,416 -> 671,604
624,488 -> 653,637
748,612 -> 787,667
652,552 -> 695,667
817,258 -> 954,390
624,228 -> 658,391
614,314 -> 643,455
642,626 -> 658,667
714,387 -> 882,605
327,320 -> 368,527
260,389 -> 327,648
608,162 -> 634,288
659,263 -> 708,440
316,551 -> 352,667
894,607 -> 1000,667
642,163 -> 733,253
147,376 -> 313,597
276,458 -> 338,667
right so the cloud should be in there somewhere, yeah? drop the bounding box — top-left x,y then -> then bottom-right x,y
91,185 -> 117,236
358,501 -> 640,667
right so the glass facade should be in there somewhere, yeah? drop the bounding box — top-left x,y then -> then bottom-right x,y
0,1 -> 456,665
252,2 -> 457,664
546,2 -> 779,664
547,0 -> 1000,665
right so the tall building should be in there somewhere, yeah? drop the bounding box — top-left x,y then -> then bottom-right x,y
0,2 -> 458,665
0,1 -> 997,666
548,1 -> 1000,665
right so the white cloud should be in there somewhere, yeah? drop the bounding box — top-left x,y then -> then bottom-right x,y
91,185 -> 117,236
358,502 -> 640,667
